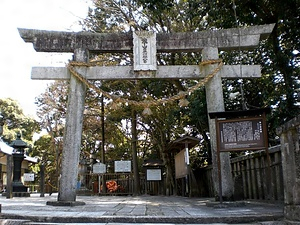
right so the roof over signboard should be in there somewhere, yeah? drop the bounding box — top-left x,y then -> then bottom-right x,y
143,159 -> 164,168
0,139 -> 38,163
167,136 -> 200,153
208,107 -> 271,119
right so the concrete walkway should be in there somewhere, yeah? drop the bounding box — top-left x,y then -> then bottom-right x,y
0,193 -> 284,224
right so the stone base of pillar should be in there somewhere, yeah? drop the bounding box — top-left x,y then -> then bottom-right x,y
285,205 -> 300,222
13,192 -> 30,197
2,192 -> 30,197
12,184 -> 28,193
214,195 -> 234,202
206,201 -> 246,208
285,221 -> 300,225
46,201 -> 86,207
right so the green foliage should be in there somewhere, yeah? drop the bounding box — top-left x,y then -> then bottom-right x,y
215,0 -> 300,144
34,81 -> 69,186
0,98 -> 40,144
32,134 -> 60,189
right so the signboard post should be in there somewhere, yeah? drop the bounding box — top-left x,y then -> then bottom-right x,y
92,163 -> 106,194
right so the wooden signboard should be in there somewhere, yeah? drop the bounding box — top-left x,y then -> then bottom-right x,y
217,117 -> 265,152
175,149 -> 188,179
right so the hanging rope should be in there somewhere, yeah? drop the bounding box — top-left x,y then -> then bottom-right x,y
67,59 -> 223,112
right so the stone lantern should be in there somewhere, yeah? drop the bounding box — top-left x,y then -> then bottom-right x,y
10,133 -> 29,194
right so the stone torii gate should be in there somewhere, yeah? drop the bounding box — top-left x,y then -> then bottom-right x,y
19,24 -> 274,204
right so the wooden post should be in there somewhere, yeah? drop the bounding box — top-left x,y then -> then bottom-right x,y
6,155 -> 13,199
40,164 -> 45,197
132,110 -> 140,195
101,94 -> 107,194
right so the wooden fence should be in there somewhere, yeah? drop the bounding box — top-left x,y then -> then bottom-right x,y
199,145 -> 284,201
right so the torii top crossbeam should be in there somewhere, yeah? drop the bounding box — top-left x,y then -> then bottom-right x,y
18,24 -> 274,81
18,24 -> 274,53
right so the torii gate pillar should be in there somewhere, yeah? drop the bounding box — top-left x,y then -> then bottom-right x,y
203,47 -> 233,199
58,48 -> 88,203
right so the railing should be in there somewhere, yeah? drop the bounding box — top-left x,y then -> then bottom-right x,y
25,184 -> 39,193
24,184 -> 55,194
202,145 -> 284,201
90,173 -> 134,195
86,173 -> 165,195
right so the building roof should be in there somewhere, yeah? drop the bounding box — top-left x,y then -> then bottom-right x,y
167,136 -> 200,153
208,107 -> 271,119
0,139 -> 38,163
143,159 -> 164,167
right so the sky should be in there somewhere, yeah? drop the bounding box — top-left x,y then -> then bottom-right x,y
0,0 -> 92,118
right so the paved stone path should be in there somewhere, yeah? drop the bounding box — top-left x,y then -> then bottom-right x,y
0,193 -> 284,224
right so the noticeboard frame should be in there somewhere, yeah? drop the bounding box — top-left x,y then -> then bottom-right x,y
216,116 -> 267,152
146,168 -> 162,181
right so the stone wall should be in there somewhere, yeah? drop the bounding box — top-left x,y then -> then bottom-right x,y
277,115 -> 300,222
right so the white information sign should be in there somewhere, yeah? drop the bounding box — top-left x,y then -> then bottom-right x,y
114,161 -> 131,173
146,169 -> 162,181
23,173 -> 35,182
93,163 -> 106,174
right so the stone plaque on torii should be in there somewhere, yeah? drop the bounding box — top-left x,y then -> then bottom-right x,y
18,24 -> 274,204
